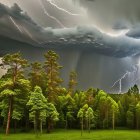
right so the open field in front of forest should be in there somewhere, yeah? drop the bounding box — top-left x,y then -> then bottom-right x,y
0,130 -> 140,140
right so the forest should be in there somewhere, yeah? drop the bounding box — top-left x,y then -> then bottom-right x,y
0,51 -> 140,136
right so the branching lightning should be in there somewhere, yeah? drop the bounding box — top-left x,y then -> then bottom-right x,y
112,71 -> 130,94
111,63 -> 139,94
39,0 -> 65,28
46,0 -> 80,16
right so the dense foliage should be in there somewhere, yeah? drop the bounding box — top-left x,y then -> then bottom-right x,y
0,51 -> 140,135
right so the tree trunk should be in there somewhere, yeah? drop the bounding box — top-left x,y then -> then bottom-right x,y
47,118 -> 51,133
14,120 -> 17,133
65,115 -> 68,130
88,117 -> 91,133
81,117 -> 83,136
106,108 -> 109,128
40,120 -> 42,134
136,116 -> 139,130
25,110 -> 29,131
6,96 -> 13,135
112,110 -> 115,130
34,112 -> 38,135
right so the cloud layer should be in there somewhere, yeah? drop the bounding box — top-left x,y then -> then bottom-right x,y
76,0 -> 140,31
1,3 -> 140,58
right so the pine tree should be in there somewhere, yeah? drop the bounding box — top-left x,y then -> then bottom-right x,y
85,107 -> 94,133
0,52 -> 30,135
27,86 -> 48,134
44,51 -> 63,103
29,62 -> 46,92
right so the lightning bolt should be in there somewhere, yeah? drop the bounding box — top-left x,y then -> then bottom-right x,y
9,16 -> 23,33
111,63 -> 139,94
9,16 -> 40,43
39,0 -> 65,28
46,0 -> 80,16
112,71 -> 130,94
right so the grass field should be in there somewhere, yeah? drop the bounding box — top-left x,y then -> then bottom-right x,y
0,130 -> 140,140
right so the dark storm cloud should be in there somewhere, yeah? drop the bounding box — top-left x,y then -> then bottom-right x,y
1,3 -> 140,58
112,20 -> 129,30
126,27 -> 140,39
6,0 -> 90,28
0,3 -> 44,44
0,3 -> 30,23
1,0 -> 140,31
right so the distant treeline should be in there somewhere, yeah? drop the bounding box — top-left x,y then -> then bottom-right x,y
0,51 -> 140,135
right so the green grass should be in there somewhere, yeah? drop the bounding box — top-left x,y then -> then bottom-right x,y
0,130 -> 140,140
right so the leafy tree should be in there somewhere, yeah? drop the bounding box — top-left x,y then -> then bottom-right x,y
128,84 -> 139,95
117,93 -> 130,127
110,99 -> 118,130
65,94 -> 76,129
126,109 -> 134,128
46,103 -> 59,133
0,52 -> 29,135
44,51 -> 63,103
74,91 -> 87,110
77,108 -> 84,136
94,90 -> 108,128
125,93 -> 138,129
94,90 -> 118,129
85,107 -> 94,133
57,94 -> 76,129
27,86 -> 48,134
77,104 -> 88,136
56,95 -> 67,125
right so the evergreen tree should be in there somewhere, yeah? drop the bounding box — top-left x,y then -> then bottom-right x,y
27,86 -> 48,134
46,103 -> 59,133
77,104 -> 88,136
0,52 -> 30,135
85,107 -> 94,133
44,51 -> 63,103
29,62 -> 46,92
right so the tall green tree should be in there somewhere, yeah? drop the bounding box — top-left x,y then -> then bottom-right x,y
128,84 -> 139,95
0,52 -> 29,135
27,86 -> 48,134
110,99 -> 118,130
116,93 -> 130,127
85,107 -> 94,133
77,104 -> 89,136
44,51 -> 63,103
46,103 -> 59,133
57,94 -> 76,129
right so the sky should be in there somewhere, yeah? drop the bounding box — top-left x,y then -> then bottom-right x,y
0,0 -> 140,33
0,0 -> 140,57
1,0 -> 140,92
